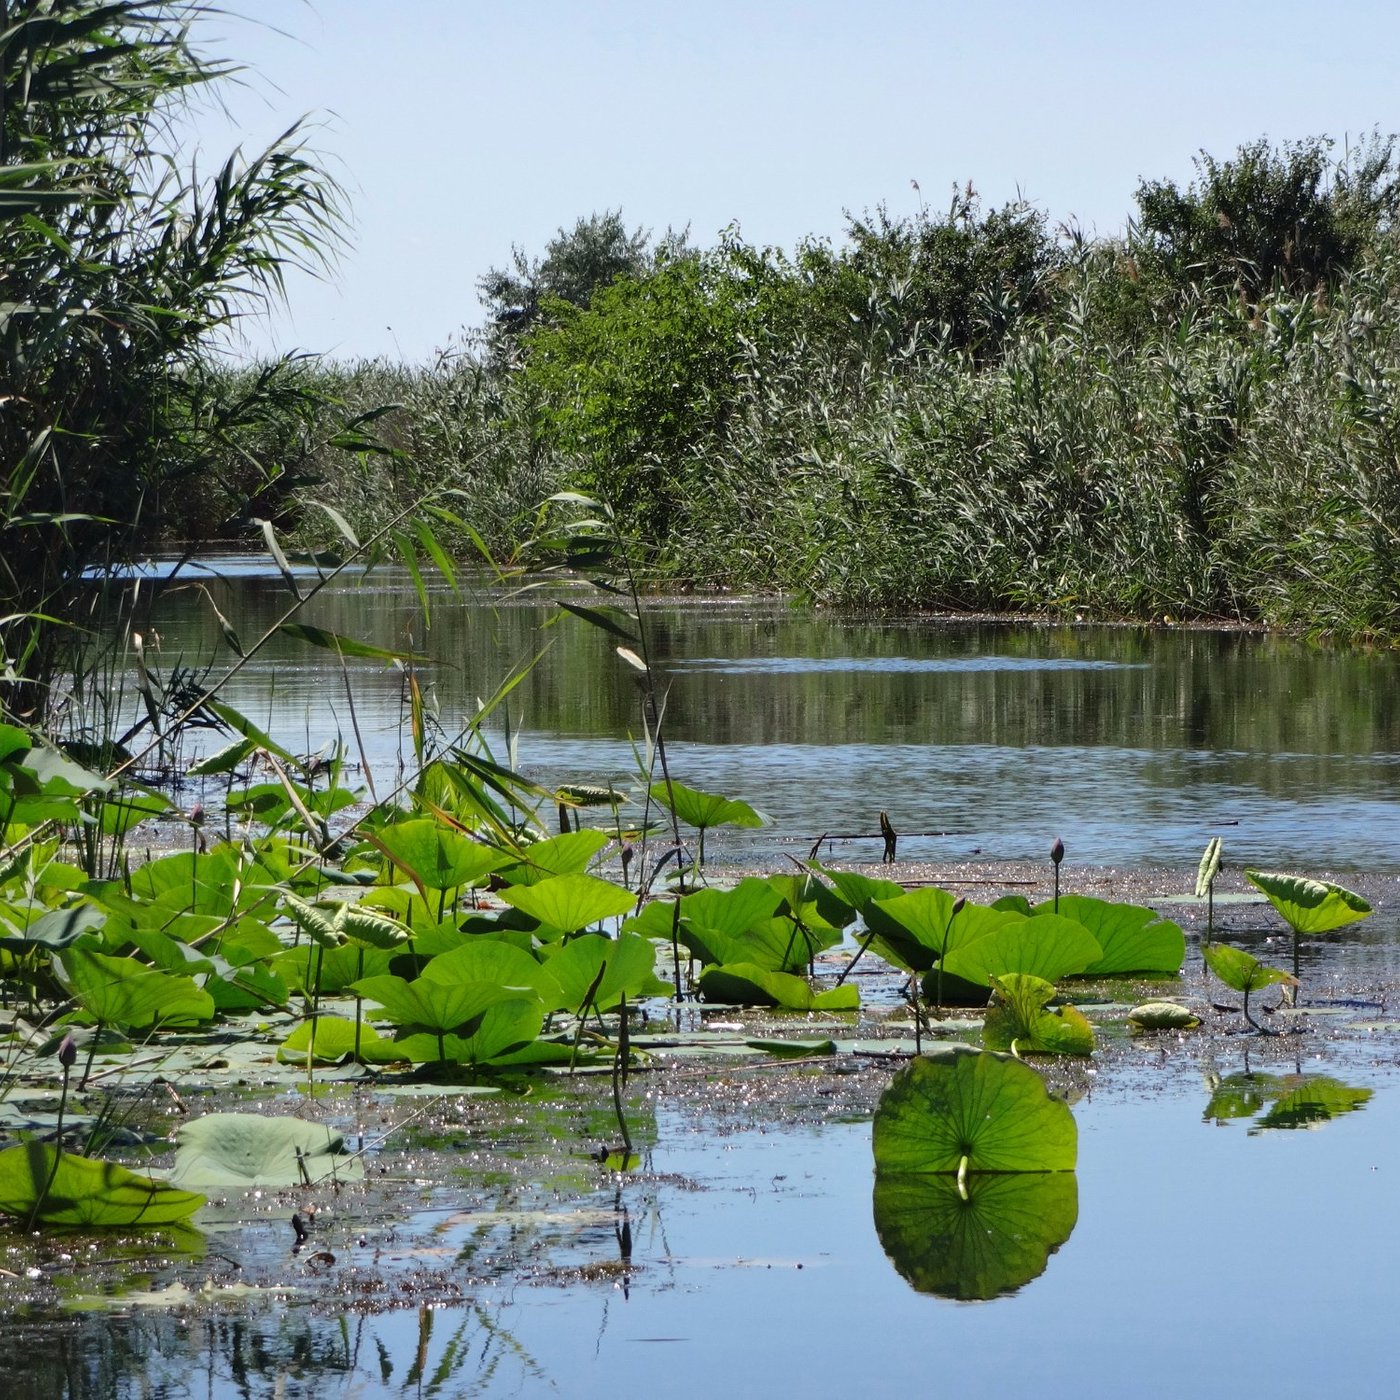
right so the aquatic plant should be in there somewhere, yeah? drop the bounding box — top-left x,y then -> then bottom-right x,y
1244,870 -> 1371,982
1203,942 -> 1297,1032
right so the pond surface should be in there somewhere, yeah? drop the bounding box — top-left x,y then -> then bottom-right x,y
7,1034 -> 1400,1400
107,556 -> 1400,871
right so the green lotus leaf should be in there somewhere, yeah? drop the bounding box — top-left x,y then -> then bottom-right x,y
873,1169 -> 1078,1300
681,913 -> 841,974
1032,895 -> 1185,975
939,915 -> 1102,988
1127,1001 -> 1202,1031
697,962 -> 859,1011
982,974 -> 1096,1056
58,948 -> 215,1029
277,1014 -> 403,1064
372,818 -> 502,891
1203,941 -> 1296,994
171,1114 -> 364,1188
204,960 -> 289,1013
1251,1077 -> 1373,1132
0,1144 -> 204,1228
867,889 -> 1020,974
391,999 -> 547,1065
765,873 -> 855,931
808,863 -> 906,916
96,787 -> 172,839
649,780 -> 766,831
872,1045 -> 1078,1174
351,974 -> 531,1033
541,932 -> 673,1012
681,879 -> 787,938
420,938 -> 564,1009
497,828 -> 611,886
1244,871 -> 1371,935
497,872 -> 636,934
0,903 -> 104,953
277,942 -> 396,997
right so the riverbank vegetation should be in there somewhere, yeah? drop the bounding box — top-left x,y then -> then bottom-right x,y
4,0 -> 1400,721
274,136 -> 1400,640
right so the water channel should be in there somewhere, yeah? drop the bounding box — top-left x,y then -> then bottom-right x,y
108,555 -> 1400,871
9,556 -> 1399,1398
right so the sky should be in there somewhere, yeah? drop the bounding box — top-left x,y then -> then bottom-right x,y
182,0 -> 1400,363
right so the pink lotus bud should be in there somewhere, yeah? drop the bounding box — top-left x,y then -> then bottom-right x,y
1051,837 -> 1065,866
57,1032 -> 77,1069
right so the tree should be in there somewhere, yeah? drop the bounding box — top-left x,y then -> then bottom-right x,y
477,210 -> 654,364
1132,133 -> 1400,303
0,0 -> 343,717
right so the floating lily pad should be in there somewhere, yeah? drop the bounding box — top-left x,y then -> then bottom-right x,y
1126,1001 -> 1201,1031
171,1114 -> 364,1188
872,1045 -> 1077,1174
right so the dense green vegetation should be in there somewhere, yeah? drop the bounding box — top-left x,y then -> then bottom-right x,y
282,135 -> 1400,639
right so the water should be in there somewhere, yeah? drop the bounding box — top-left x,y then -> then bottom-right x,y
9,1051 -> 1400,1399
107,556 -> 1400,870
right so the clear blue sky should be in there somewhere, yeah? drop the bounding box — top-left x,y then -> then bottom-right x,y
185,0 -> 1400,363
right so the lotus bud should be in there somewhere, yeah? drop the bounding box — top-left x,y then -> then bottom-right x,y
951,897 -> 966,916
189,801 -> 205,827
57,1032 -> 77,1069
620,842 -> 634,871
1051,837 -> 1065,867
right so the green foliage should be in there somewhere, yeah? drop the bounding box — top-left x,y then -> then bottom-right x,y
0,1143 -> 204,1227
871,1046 -> 1078,1174
1132,134 -> 1399,302
696,961 -> 859,1011
1244,871 -> 1371,935
939,914 -> 1102,988
0,0 -> 349,705
1034,895 -> 1186,975
171,1114 -> 364,1189
982,974 -> 1096,1056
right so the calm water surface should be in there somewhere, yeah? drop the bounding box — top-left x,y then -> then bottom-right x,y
117,557 -> 1400,870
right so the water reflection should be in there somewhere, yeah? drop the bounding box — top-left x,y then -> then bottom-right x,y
872,1171 -> 1078,1300
1203,1069 -> 1375,1132
106,563 -> 1400,869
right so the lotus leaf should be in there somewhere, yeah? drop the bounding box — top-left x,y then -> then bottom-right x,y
873,1169 -> 1078,1300
58,948 -> 215,1029
278,1014 -> 403,1064
1202,942 -> 1295,994
696,962 -> 859,1011
497,872 -> 636,934
1127,1001 -> 1201,1031
982,974 -> 1096,1056
350,974 -> 530,1035
808,863 -> 905,916
939,915 -> 1102,988
0,1144 -> 204,1227
390,1000 -> 549,1065
1033,895 -> 1185,975
542,932 -> 673,1012
371,818 -> 502,891
421,939 -> 564,1008
867,889 -> 1020,974
497,828 -> 611,886
872,1045 -> 1077,1174
648,780 -> 766,832
1244,871 -> 1371,935
172,1114 -> 364,1188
